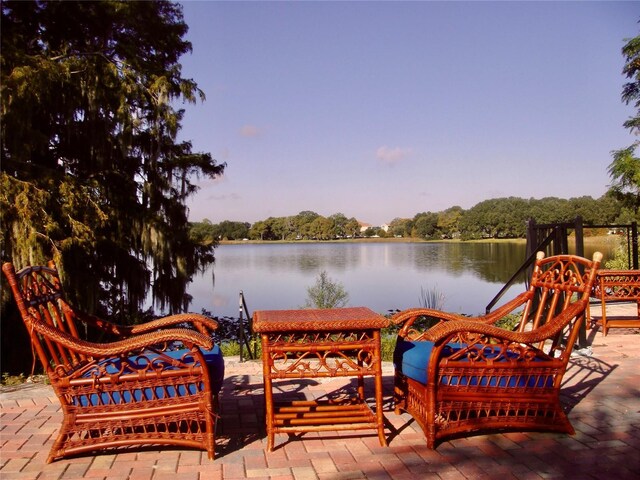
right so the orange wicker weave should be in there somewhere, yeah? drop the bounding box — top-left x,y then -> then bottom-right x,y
2,261 -> 224,463
591,270 -> 640,335
253,307 -> 389,451
391,252 -> 602,449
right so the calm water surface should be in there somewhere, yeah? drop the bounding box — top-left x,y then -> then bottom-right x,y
186,241 -> 615,318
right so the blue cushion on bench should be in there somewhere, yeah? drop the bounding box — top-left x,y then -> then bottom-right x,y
74,345 -> 224,407
160,345 -> 225,394
394,339 -> 459,385
394,339 -> 553,388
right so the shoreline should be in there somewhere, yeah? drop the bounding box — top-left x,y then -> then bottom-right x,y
219,235 -> 617,246
219,237 -> 527,245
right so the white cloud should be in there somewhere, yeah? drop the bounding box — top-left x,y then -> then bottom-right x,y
240,124 -> 261,137
376,146 -> 412,164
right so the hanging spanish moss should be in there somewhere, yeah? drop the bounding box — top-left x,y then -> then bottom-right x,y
1,1 -> 225,329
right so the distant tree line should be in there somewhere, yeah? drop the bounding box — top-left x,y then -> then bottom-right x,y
190,194 -> 633,243
190,211 -> 361,242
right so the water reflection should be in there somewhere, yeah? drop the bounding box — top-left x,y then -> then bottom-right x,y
185,240 -> 615,319
396,242 -> 527,282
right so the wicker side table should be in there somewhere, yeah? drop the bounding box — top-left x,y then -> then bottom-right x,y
253,307 -> 389,451
592,270 -> 640,335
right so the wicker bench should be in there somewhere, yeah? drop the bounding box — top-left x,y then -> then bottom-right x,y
392,252 -> 602,449
592,270 -> 640,336
2,261 -> 224,462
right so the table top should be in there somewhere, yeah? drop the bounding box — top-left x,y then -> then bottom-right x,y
597,270 -> 640,277
253,307 -> 389,333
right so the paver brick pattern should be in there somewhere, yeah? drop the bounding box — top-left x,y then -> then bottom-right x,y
1,326 -> 639,480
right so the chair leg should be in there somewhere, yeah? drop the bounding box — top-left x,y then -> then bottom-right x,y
393,372 -> 407,415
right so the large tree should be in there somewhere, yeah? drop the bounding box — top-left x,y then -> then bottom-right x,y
1,1 -> 225,320
609,32 -> 640,213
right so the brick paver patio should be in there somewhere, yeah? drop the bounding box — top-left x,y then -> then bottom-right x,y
1,312 -> 639,479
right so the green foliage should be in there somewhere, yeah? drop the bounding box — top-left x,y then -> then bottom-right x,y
605,238 -> 631,269
193,194 -> 627,247
1,372 -> 25,386
303,270 -> 350,309
219,339 -> 262,359
609,31 -> 640,213
219,341 -> 241,357
1,1 -> 225,320
189,220 -> 250,242
344,218 -> 362,238
389,217 -> 413,237
609,145 -> 640,213
419,286 -> 446,311
380,334 -> 397,362
494,313 -> 521,331
241,211 -> 362,241
329,213 -> 349,238
437,206 -> 464,239
458,196 -> 623,240
412,212 -> 440,239
459,197 -> 530,239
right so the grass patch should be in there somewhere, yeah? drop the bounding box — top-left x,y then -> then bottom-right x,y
1,373 -> 26,386
1,373 -> 48,387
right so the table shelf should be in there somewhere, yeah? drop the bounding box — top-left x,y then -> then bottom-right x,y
253,307 -> 389,451
273,399 -> 377,430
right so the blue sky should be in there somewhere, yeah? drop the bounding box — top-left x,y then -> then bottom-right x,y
176,1 -> 639,226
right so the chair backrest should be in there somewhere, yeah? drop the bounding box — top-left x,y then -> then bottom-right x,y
516,252 -> 602,352
2,262 -> 87,375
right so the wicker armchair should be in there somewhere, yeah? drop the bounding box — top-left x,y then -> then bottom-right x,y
2,261 -> 224,463
391,252 -> 602,448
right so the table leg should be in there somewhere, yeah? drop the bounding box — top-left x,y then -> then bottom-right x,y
261,334 -> 275,451
373,330 -> 387,446
357,356 -> 365,401
601,296 -> 608,336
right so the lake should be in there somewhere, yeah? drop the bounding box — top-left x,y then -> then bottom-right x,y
185,240 -> 617,319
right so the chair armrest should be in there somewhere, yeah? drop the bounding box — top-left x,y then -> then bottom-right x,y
391,308 -> 468,325
393,291 -> 533,339
422,301 -> 586,346
392,308 -> 469,339
30,317 -> 214,358
69,309 -> 134,337
128,313 -> 219,336
71,309 -> 218,338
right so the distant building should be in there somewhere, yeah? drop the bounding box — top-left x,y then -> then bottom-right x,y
359,221 -> 372,233
358,222 -> 390,234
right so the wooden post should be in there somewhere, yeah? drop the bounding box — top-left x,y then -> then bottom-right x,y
526,219 -> 537,259
575,216 -> 584,259
632,222 -> 638,269
574,217 -> 588,348
553,226 -> 564,255
239,291 -> 246,362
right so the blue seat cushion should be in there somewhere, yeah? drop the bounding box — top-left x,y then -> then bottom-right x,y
394,339 -> 553,388
74,345 -> 224,407
160,345 -> 225,394
394,339 -> 459,385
